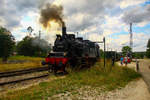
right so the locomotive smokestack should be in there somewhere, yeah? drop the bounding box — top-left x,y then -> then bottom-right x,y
62,26 -> 66,35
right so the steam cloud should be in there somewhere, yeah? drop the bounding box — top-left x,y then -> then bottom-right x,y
32,37 -> 50,51
39,3 -> 65,28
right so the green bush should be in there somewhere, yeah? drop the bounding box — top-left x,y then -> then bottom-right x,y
17,36 -> 50,57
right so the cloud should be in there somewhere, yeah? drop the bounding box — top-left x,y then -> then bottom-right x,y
120,0 -> 146,9
0,0 -> 50,29
11,26 -> 27,41
60,0 -> 120,31
87,32 -> 149,52
66,13 -> 102,32
132,32 -> 150,51
0,0 -> 120,32
136,21 -> 149,27
112,32 -> 150,52
88,33 -> 103,42
122,4 -> 150,24
101,15 -> 129,37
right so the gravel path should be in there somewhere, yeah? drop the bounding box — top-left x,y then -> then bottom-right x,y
115,60 -> 150,100
49,62 -> 150,100
99,78 -> 150,100
50,78 -> 150,100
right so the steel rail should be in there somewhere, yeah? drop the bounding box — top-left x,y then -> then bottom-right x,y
0,67 -> 49,78
0,74 -> 49,86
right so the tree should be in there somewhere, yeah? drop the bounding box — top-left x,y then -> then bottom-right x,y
132,52 -> 145,59
16,36 -> 50,57
122,46 -> 132,56
27,26 -> 33,36
0,27 -> 15,62
99,49 -> 104,58
146,39 -> 150,58
147,39 -> 150,48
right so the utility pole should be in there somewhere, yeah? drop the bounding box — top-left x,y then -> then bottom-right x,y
103,37 -> 106,68
130,23 -> 133,50
115,49 -> 117,61
130,23 -> 133,58
94,37 -> 106,68
77,32 -> 79,37
39,30 -> 41,39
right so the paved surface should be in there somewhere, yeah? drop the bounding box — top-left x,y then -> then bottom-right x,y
139,59 -> 150,92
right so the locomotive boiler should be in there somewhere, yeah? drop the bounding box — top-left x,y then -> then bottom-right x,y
42,27 -> 100,74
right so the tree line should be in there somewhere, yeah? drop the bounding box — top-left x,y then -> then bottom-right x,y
0,27 -> 51,62
100,44 -> 148,59
0,26 -> 150,62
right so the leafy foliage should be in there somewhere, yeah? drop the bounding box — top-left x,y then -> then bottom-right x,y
16,36 -> 51,57
147,39 -> 150,48
100,49 -> 104,58
122,46 -> 132,56
0,27 -> 15,62
132,52 -> 146,59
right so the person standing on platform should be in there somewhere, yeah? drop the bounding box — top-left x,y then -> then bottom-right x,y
124,56 -> 128,66
120,56 -> 124,65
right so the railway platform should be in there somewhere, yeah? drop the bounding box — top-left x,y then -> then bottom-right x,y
139,59 -> 150,92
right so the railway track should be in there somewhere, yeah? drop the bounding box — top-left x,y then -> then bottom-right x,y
0,66 -> 49,78
0,67 -> 50,86
0,74 -> 49,86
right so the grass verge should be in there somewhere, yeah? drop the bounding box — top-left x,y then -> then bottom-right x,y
0,56 -> 44,72
0,60 -> 141,100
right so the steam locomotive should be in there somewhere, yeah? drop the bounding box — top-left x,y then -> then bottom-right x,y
42,27 -> 100,74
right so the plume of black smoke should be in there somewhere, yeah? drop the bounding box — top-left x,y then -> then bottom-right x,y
39,3 -> 65,28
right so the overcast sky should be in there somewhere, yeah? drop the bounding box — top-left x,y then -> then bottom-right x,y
0,0 -> 150,52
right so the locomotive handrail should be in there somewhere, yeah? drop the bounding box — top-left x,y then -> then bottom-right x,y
93,41 -> 104,43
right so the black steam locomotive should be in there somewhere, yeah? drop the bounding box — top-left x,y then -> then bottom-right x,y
42,27 -> 100,74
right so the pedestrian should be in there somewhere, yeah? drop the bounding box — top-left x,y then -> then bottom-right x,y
136,59 -> 139,71
120,56 -> 124,65
124,56 -> 128,66
112,56 -> 115,66
127,57 -> 130,63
